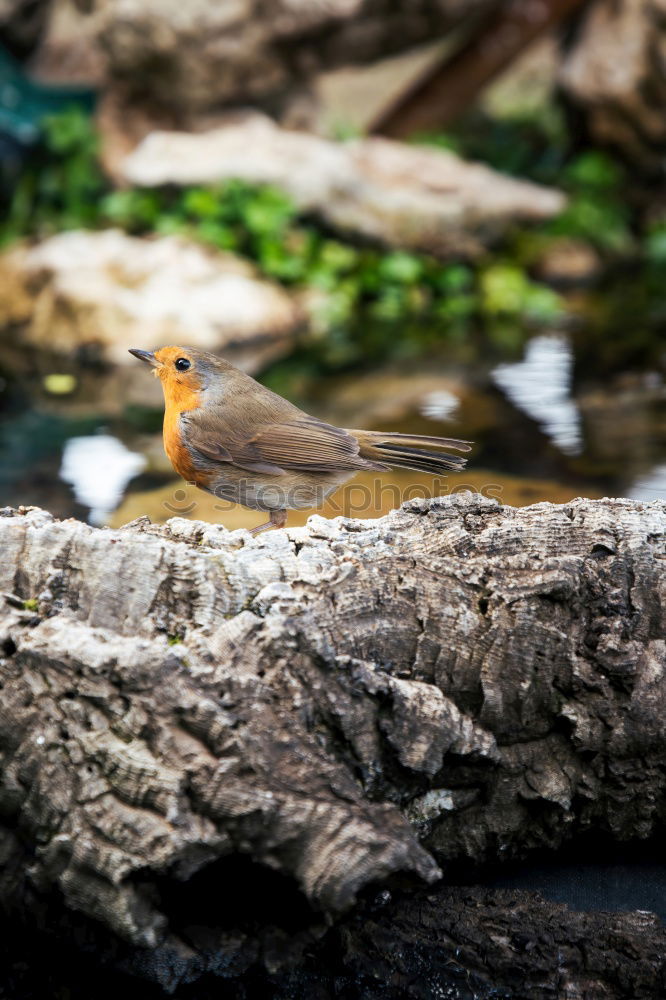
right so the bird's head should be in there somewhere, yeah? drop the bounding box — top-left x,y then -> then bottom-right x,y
129,346 -> 230,408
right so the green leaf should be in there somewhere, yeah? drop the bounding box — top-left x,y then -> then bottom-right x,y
480,263 -> 530,315
378,251 -> 423,285
645,226 -> 666,265
564,151 -> 622,192
435,264 -> 474,293
182,187 -> 221,220
480,262 -> 562,321
318,240 -> 359,274
549,194 -> 631,252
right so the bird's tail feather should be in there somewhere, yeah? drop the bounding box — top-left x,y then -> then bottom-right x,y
349,430 -> 472,475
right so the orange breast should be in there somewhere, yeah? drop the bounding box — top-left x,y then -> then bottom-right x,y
162,376 -> 211,487
163,407 -> 200,484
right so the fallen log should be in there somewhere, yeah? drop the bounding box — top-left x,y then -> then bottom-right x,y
0,494 -> 665,994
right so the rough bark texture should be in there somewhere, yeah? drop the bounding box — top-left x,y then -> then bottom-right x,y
1,495 -> 665,995
1,879 -> 665,999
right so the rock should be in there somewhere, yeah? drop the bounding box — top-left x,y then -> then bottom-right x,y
121,114 -> 566,258
0,0 -> 50,56
0,495 -> 666,993
0,229 -> 303,371
29,0 -> 501,119
559,0 -> 666,174
313,38 -> 449,136
26,0 -> 109,88
533,237 -> 602,288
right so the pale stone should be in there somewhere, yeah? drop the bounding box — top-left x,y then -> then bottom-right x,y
122,114 -> 566,258
559,0 -> 666,171
0,229 -> 303,369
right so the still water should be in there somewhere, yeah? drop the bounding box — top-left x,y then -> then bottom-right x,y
1,326 -> 665,529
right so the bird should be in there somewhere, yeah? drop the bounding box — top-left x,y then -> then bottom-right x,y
129,345 -> 472,533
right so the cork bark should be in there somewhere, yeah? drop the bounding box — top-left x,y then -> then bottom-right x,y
0,495 -> 665,996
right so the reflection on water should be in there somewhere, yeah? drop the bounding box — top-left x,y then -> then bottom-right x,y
0,321 -> 665,527
59,434 -> 146,525
629,463 -> 666,501
492,333 -> 582,456
108,468 -> 582,532
418,388 -> 460,421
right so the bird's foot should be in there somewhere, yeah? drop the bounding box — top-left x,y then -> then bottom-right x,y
249,509 -> 287,534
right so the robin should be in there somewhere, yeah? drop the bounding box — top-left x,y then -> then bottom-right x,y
129,345 -> 472,533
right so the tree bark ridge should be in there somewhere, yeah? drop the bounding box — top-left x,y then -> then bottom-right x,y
0,495 -> 664,993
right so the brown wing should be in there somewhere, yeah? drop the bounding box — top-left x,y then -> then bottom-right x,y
184,411 -> 377,476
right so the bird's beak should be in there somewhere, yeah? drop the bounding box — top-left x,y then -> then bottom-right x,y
128,348 -> 159,367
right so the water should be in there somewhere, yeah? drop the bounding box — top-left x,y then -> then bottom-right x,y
492,332 -> 582,455
60,433 -> 147,525
630,462 -> 666,502
1,322 -> 665,530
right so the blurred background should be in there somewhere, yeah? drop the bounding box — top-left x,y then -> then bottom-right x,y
0,0 -> 665,531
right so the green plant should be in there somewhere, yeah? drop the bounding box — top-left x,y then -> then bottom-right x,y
0,107 -> 573,376
644,225 -> 666,265
418,108 -> 633,255
480,262 -> 563,322
417,105 -> 568,185
547,152 -> 632,252
2,106 -> 105,242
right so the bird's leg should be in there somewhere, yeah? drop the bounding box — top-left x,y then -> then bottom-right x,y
249,509 -> 288,535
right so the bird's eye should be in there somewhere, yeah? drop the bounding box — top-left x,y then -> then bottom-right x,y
175,358 -> 191,372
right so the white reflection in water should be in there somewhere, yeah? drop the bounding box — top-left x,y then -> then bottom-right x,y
629,464 -> 666,501
60,435 -> 146,525
492,333 -> 582,455
419,389 -> 459,421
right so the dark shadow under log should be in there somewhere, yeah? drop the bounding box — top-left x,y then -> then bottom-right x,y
0,495 -> 665,996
